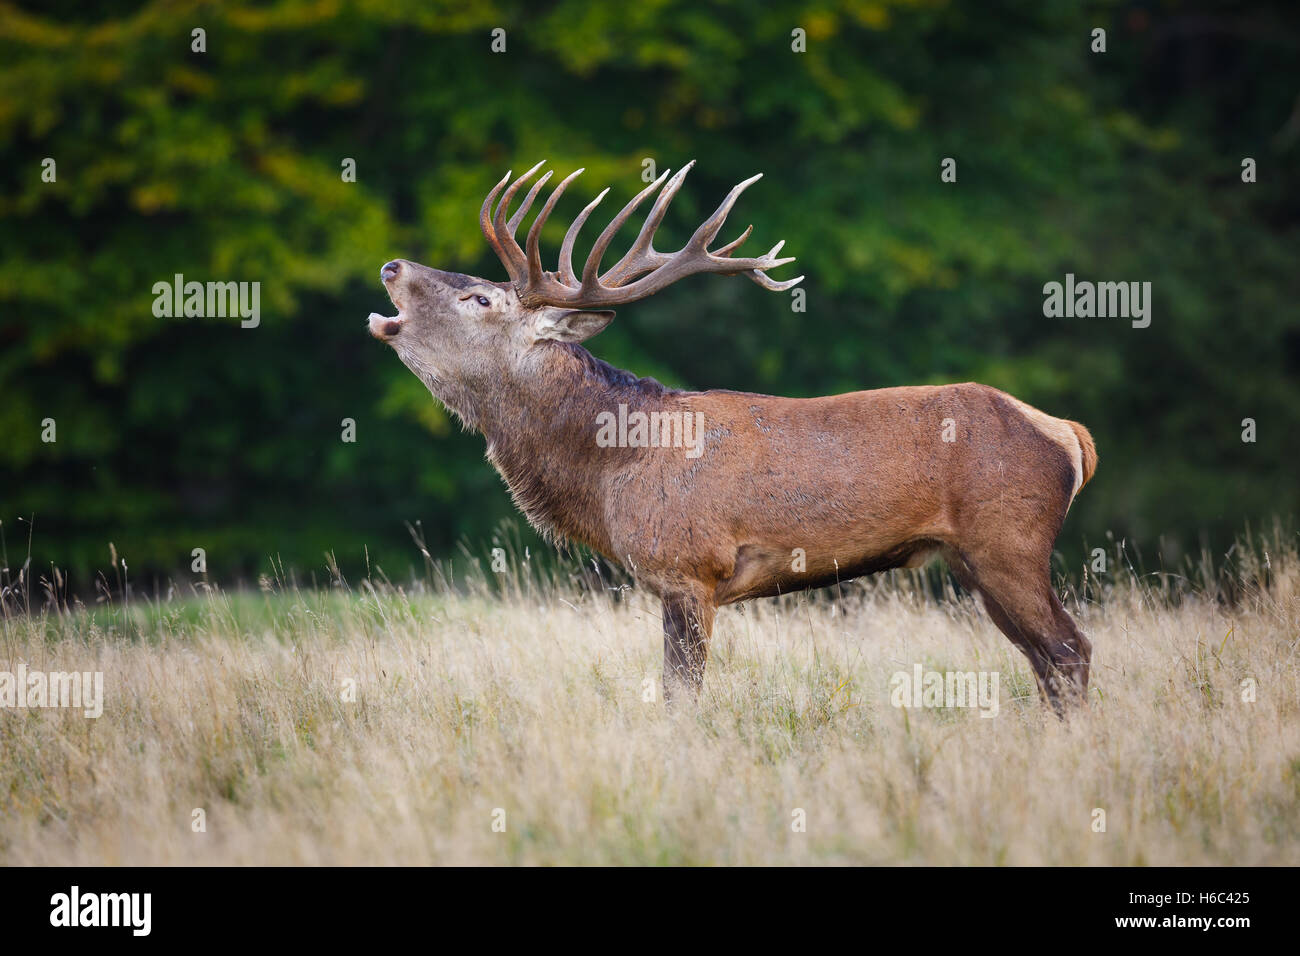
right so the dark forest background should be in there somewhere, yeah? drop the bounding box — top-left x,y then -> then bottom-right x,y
1,0 -> 1297,590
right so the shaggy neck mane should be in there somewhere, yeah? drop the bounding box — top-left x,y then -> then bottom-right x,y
475,341 -> 676,552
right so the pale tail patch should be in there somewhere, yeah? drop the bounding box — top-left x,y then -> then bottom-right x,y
1003,396 -> 1084,501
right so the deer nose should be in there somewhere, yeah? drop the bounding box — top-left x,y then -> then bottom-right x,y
380,260 -> 402,282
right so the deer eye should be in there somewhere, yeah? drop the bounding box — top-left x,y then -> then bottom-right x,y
474,295 -> 490,307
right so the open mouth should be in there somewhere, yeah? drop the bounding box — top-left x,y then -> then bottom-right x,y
369,261 -> 407,340
370,275 -> 404,339
367,311 -> 404,340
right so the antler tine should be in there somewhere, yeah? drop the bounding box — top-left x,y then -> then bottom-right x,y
490,160 -> 547,276
601,161 -> 695,287
479,169 -> 513,267
558,187 -> 610,286
507,168 -> 554,236
740,239 -> 801,290
686,172 -> 763,251
762,238 -> 797,269
579,166 -> 674,289
747,270 -> 804,292
525,167 -> 584,286
713,223 -> 753,258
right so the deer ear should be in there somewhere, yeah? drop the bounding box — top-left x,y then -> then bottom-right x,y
534,309 -> 615,343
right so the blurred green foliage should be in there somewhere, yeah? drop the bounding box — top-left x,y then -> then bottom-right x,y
1,0 -> 1297,587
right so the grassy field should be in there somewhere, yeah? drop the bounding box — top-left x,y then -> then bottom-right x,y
1,531 -> 1298,865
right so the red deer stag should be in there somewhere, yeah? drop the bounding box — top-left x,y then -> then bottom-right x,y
368,161 -> 1097,711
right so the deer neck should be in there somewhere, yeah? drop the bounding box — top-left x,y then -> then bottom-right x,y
472,343 -> 672,552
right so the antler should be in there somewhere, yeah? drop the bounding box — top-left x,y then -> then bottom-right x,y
479,160 -> 803,309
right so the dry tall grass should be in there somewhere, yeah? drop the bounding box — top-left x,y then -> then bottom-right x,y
2,528 -> 1297,865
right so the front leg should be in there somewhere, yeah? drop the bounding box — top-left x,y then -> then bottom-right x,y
662,592 -> 716,704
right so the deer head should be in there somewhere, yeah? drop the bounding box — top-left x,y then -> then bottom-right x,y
367,161 -> 802,424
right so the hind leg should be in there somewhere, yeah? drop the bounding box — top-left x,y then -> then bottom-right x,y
947,547 -> 1091,712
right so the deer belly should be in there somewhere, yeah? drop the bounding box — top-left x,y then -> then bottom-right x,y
714,538 -> 942,604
